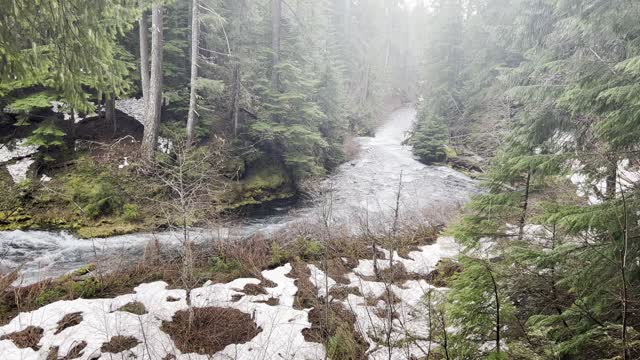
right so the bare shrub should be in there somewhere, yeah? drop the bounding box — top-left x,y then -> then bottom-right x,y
55,312 -> 83,335
0,325 -> 43,349
161,307 -> 261,355
66,341 -> 88,359
46,343 -> 87,360
100,335 -> 140,353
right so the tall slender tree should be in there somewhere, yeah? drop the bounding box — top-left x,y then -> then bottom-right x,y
186,0 -> 200,145
141,3 -> 164,162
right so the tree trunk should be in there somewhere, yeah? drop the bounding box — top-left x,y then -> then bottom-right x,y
141,3 -> 164,163
271,0 -> 281,90
105,96 -> 117,136
518,169 -> 531,241
186,0 -> 200,146
139,11 -> 150,115
606,159 -> 617,199
488,267 -> 501,354
231,62 -> 241,137
620,188 -> 630,360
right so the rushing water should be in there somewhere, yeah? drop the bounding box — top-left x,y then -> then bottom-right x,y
0,106 -> 478,285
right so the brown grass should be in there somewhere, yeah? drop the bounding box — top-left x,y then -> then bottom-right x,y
242,283 -> 267,296
0,326 -> 43,350
286,260 -> 318,310
373,307 -> 400,321
47,341 -> 87,359
425,259 -> 462,287
62,341 -> 87,360
365,291 -> 401,307
255,297 -> 280,306
303,302 -> 368,358
117,301 -> 147,315
101,335 -> 140,353
161,307 -> 261,355
328,286 -> 362,301
55,312 -> 83,335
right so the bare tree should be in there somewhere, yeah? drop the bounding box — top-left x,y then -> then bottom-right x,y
141,3 -> 164,163
148,137 -> 226,326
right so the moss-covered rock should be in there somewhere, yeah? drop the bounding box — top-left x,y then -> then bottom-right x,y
227,160 -> 296,209
76,223 -> 141,239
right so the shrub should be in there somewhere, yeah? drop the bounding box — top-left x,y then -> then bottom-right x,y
122,203 -> 140,222
270,242 -> 292,266
35,287 -> 66,307
66,173 -> 123,219
209,256 -> 244,274
327,324 -> 359,360
300,239 -> 324,260
25,121 -> 66,162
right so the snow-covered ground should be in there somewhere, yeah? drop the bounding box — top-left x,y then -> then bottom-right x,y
0,237 -> 460,360
0,264 -> 324,360
569,159 -> 640,204
310,236 -> 460,359
0,139 -> 39,184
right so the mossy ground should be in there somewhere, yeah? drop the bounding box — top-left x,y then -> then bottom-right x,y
1,149 -> 299,237
226,159 -> 297,210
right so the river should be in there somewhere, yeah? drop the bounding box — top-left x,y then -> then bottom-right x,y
0,106 -> 478,285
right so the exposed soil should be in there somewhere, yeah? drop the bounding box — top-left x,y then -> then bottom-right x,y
55,312 -> 83,335
161,307 -> 261,355
0,325 -> 43,350
101,335 -> 140,353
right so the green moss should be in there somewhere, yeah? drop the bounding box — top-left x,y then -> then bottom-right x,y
444,145 -> 458,159
227,161 -> 297,209
72,264 -> 96,277
122,203 -> 140,222
35,287 -> 67,307
0,209 -> 34,230
66,277 -> 100,298
77,223 -> 140,239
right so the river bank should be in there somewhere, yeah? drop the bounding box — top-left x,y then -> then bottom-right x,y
0,107 -> 478,285
0,106 -> 480,359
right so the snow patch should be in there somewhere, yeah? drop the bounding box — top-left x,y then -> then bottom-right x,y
310,236 -> 459,358
0,139 -> 38,164
115,98 -> 145,125
6,158 -> 35,183
0,264 -> 324,360
158,137 -> 173,154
